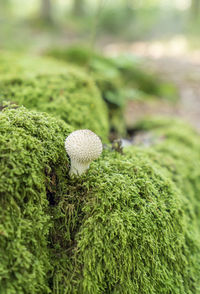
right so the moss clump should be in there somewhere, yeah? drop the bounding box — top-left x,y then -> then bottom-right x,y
0,105 -> 73,293
0,52 -> 109,141
134,117 -> 200,222
50,119 -> 200,293
46,46 -> 96,67
1,105 -> 200,293
0,51 -> 69,78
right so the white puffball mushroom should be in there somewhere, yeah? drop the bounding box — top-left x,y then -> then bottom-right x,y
65,129 -> 103,176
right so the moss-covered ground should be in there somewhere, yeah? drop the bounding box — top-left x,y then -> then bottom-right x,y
50,118 -> 200,294
0,106 -> 73,293
1,104 -> 200,293
0,52 -> 109,141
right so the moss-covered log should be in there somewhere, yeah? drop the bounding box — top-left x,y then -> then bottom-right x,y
0,106 -> 73,293
0,52 -> 109,141
1,106 -> 200,293
50,119 -> 200,293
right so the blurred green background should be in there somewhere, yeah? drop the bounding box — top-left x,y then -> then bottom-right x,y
0,0 -> 199,52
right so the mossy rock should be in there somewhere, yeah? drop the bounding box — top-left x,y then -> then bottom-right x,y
0,52 -> 109,141
0,105 -> 73,293
1,106 -> 200,293
0,51 -> 69,78
134,117 -> 200,221
50,135 -> 200,293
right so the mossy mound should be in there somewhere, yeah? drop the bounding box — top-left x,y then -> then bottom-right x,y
0,51 -> 69,78
1,106 -> 200,293
134,117 -> 200,221
0,52 -> 109,141
0,105 -> 73,293
50,119 -> 200,293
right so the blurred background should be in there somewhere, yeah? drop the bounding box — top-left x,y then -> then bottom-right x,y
0,0 -> 199,52
1,0 -> 200,133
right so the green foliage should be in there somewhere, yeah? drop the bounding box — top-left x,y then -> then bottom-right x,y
0,105 -> 73,293
111,54 -> 178,101
46,47 -> 124,105
1,48 -> 200,293
46,46 -> 178,102
0,52 -> 109,141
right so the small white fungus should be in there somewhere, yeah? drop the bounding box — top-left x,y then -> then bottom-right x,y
65,129 -> 102,176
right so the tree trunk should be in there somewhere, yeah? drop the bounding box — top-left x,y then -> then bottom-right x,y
40,0 -> 53,23
0,0 -> 10,11
191,0 -> 200,19
72,0 -> 85,17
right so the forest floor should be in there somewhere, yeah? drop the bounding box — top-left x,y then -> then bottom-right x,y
104,38 -> 200,132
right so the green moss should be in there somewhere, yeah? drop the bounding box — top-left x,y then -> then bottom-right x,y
46,46 -> 96,67
134,117 -> 200,222
0,51 -> 69,78
1,105 -> 200,293
0,52 -> 109,141
0,105 -> 73,293
50,119 -> 200,293
134,117 -> 200,150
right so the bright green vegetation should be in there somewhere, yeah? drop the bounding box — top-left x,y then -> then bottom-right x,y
1,105 -> 200,293
0,106 -> 73,293
50,118 -> 200,294
0,52 -> 109,141
135,117 -> 200,221
0,51 -> 68,78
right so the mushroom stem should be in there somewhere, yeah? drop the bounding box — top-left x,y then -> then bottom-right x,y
69,160 -> 90,176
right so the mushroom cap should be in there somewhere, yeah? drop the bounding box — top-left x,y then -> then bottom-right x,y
65,129 -> 102,163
